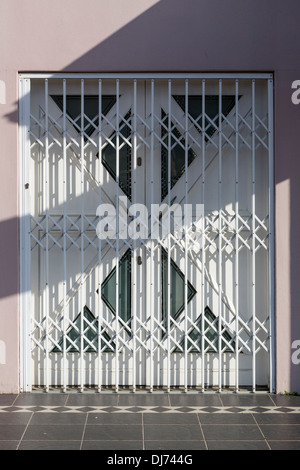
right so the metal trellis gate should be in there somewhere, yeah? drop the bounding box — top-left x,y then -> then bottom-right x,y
19,73 -> 274,393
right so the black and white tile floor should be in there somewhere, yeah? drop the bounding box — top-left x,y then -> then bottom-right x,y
1,393 -> 300,450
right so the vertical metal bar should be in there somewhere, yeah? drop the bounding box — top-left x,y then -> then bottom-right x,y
19,77 -> 32,392
218,79 -> 222,392
251,79 -> 256,392
44,79 -> 50,392
235,79 -> 240,392
184,79 -> 189,392
167,79 -> 171,392
62,79 -> 67,392
268,77 -> 275,393
98,79 -> 102,392
150,79 -> 154,393
201,79 -> 206,392
132,79 -> 137,393
80,79 -> 85,392
115,79 -> 120,393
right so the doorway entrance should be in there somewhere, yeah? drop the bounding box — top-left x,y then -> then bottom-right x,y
19,74 -> 274,392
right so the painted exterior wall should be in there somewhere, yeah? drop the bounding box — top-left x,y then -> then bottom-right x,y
0,0 -> 299,393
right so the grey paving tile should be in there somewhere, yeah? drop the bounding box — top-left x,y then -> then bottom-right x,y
118,393 -> 170,406
145,441 -> 207,450
144,424 -> 203,441
268,440 -> 300,450
0,412 -> 32,425
82,440 -> 143,450
254,413 -> 300,424
143,413 -> 199,425
270,395 -> 300,406
87,413 -> 142,425
30,412 -> 87,425
22,424 -> 83,441
66,393 -> 118,406
19,440 -> 81,450
0,441 -> 19,450
0,395 -> 18,406
8,391 -> 300,453
207,440 -> 269,450
202,424 -> 263,440
259,424 -> 300,440
83,424 -> 143,441
169,394 -> 222,407
0,424 -> 27,440
14,393 -> 68,406
199,413 -> 256,424
219,394 -> 275,407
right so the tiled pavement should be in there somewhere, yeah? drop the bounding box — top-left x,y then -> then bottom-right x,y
0,392 -> 300,450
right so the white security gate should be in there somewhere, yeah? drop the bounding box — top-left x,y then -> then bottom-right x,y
19,74 -> 274,392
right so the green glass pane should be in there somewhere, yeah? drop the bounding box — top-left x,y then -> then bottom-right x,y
51,306 -> 115,353
173,95 -> 237,139
161,110 -> 196,201
51,95 -> 116,141
161,248 -> 196,323
101,249 -> 131,325
101,111 -> 132,200
174,306 -> 235,353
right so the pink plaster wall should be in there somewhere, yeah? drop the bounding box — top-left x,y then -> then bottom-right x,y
0,0 -> 299,393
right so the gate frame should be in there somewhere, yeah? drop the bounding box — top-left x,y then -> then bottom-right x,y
19,72 -> 275,393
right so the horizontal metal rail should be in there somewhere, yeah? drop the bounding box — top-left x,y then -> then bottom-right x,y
19,72 -> 273,80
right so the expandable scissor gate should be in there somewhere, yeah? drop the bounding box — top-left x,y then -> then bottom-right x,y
19,73 -> 274,392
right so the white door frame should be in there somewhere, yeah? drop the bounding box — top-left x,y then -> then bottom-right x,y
19,73 -> 275,393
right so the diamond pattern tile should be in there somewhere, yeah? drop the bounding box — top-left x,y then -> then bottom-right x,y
173,407 -> 194,413
199,407 -> 220,413
225,407 -> 245,413
274,407 -> 295,413
249,407 -> 270,413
